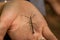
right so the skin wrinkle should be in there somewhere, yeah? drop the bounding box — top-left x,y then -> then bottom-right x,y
8,15 -> 31,31
8,12 -> 19,31
7,15 -> 34,40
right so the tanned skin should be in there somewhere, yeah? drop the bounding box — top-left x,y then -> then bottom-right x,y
0,0 -> 58,40
0,2 -> 6,15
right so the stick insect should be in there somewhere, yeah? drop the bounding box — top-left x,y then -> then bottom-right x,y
24,14 -> 36,34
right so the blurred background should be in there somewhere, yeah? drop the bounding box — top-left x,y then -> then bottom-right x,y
45,0 -> 60,40
0,0 -> 60,40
